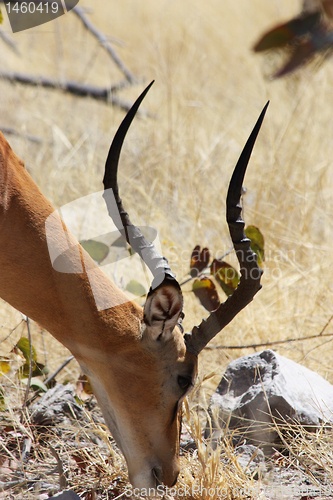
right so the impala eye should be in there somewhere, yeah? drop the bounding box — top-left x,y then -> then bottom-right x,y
177,375 -> 192,392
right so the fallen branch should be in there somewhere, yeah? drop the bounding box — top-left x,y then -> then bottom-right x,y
0,68 -> 126,94
0,26 -> 19,55
0,70 -> 153,115
49,446 -> 67,490
204,332 -> 333,350
0,125 -> 42,143
71,5 -> 138,84
0,479 -> 29,492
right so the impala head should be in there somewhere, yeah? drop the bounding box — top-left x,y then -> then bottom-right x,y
98,82 -> 268,489
81,278 -> 196,489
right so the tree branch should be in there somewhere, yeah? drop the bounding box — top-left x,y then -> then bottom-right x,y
0,125 -> 42,143
0,26 -> 19,55
45,355 -> 74,388
204,332 -> 333,350
71,5 -> 138,84
0,70 -> 154,115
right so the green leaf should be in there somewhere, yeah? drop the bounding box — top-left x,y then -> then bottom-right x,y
0,360 -> 11,376
16,337 -> 37,364
211,260 -> 240,297
19,363 -> 30,379
80,240 -> 109,264
192,277 -> 220,312
32,362 -> 47,377
19,361 -> 47,379
35,362 -> 49,377
245,225 -> 265,266
21,377 -> 47,392
128,247 -> 135,257
110,235 -> 127,248
126,280 -> 147,297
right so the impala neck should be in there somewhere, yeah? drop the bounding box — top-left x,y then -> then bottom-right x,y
0,132 -> 142,359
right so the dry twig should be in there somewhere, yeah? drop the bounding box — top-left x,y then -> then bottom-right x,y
0,25 -> 19,54
0,125 -> 42,143
204,332 -> 333,350
49,446 -> 67,490
45,355 -> 74,388
0,70 -> 153,115
0,319 -> 24,345
71,5 -> 138,85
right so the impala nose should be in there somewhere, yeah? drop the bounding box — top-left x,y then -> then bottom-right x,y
152,466 -> 163,485
152,466 -> 179,487
171,471 -> 179,487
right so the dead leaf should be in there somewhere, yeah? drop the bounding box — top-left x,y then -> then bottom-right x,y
76,374 -> 94,401
190,245 -> 210,277
72,452 -> 88,474
192,277 -> 220,312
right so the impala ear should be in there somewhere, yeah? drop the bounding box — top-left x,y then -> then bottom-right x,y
143,284 -> 183,341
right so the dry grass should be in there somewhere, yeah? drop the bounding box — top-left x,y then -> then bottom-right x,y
0,0 -> 333,498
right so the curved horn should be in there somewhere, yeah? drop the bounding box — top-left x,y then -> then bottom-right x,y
185,102 -> 269,356
102,82 -> 180,292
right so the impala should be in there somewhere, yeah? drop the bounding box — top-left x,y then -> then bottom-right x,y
0,82 -> 267,489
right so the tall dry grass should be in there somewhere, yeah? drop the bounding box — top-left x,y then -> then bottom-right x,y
0,0 -> 333,497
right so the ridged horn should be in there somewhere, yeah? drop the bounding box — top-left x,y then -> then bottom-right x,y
184,102 -> 269,355
102,81 -> 180,293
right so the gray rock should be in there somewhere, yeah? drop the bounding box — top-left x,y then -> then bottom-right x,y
234,444 -> 266,476
205,349 -> 333,452
30,384 -> 84,427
